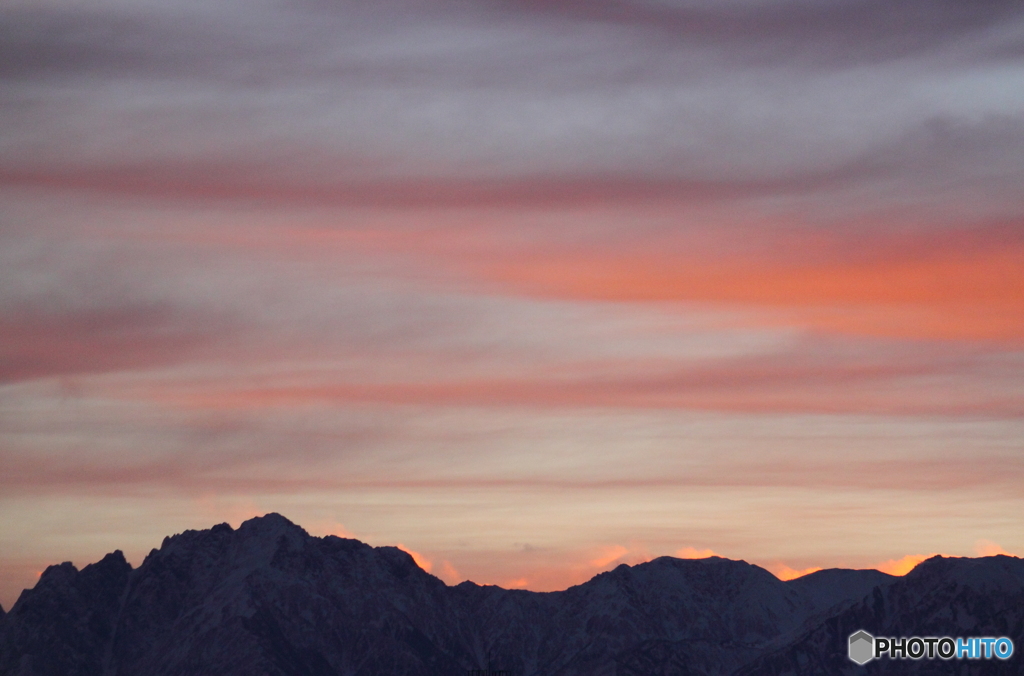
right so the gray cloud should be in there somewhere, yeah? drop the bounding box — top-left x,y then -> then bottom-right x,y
6,0 -> 1021,85
2,0 -> 1022,202
489,0 -> 1024,67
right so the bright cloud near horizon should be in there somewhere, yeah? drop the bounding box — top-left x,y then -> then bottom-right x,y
1,0 -> 1023,608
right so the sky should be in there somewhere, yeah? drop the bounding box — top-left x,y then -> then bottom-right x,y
1,0 -> 1023,608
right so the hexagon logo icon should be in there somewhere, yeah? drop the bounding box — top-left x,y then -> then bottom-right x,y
848,630 -> 874,665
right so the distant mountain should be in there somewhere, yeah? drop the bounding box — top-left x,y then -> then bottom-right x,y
737,554 -> 1024,676
0,514 -> 1019,676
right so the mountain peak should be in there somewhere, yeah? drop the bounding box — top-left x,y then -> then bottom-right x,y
37,561 -> 78,585
90,550 -> 129,570
237,512 -> 302,534
904,552 -> 1024,591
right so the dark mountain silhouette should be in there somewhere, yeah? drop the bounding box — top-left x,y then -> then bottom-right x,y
737,554 -> 1024,676
0,514 -> 1019,676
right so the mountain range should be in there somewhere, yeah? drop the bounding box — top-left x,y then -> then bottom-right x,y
1,514 -> 1021,675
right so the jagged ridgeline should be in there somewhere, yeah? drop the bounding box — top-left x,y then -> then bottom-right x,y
1,514 -> 1021,675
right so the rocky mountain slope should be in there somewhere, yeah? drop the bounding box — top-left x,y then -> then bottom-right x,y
0,514 -> 1018,676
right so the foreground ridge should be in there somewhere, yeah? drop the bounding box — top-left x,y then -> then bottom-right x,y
1,514 -> 1021,675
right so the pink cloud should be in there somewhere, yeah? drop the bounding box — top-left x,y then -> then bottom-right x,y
120,352 -> 1024,419
974,540 -> 1016,557
0,308 -> 228,384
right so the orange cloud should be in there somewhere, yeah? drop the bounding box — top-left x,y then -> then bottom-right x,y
437,560 -> 462,584
48,189 -> 1023,346
588,545 -> 630,568
476,228 -> 1024,344
675,547 -> 718,559
453,544 -> 657,592
773,565 -> 823,581
874,554 -> 939,576
305,520 -> 355,539
396,544 -> 433,573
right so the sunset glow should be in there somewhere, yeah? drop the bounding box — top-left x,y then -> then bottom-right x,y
1,0 -> 1022,609
773,566 -> 823,582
